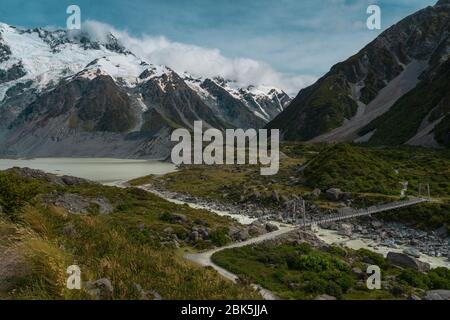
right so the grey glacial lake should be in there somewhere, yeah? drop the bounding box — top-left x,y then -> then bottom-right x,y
0,158 -> 177,185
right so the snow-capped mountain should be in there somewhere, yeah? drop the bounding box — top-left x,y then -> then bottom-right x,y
0,23 -> 290,158
183,75 -> 290,127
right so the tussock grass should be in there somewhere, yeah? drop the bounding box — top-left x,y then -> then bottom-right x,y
0,171 -> 260,300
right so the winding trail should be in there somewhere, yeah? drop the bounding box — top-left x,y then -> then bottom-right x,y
185,225 -> 296,300
137,184 -> 431,300
138,185 -> 295,299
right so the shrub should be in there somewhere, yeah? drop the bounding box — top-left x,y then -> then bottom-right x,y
209,228 -> 231,247
398,269 -> 428,289
357,249 -> 387,268
327,281 -> 343,298
287,254 -> 331,272
0,172 -> 45,220
159,212 -> 173,222
428,268 -> 450,290
328,246 -> 347,257
302,273 -> 328,294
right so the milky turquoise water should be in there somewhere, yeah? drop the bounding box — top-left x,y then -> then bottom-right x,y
0,158 -> 177,185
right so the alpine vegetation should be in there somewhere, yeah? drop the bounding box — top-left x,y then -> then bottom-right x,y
171,121 -> 280,175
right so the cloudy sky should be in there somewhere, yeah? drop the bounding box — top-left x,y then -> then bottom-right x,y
0,0 -> 436,94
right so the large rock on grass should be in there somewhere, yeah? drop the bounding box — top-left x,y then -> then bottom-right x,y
387,252 -> 430,272
424,290 -> 450,300
84,278 -> 114,300
326,188 -> 343,201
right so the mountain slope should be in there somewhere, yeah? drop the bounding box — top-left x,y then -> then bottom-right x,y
358,59 -> 450,147
0,23 -> 289,158
184,76 -> 290,128
267,1 -> 450,147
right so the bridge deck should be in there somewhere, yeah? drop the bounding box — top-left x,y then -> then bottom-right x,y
302,198 -> 430,227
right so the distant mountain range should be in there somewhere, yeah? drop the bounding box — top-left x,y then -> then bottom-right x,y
1,0 -> 449,160
268,0 -> 450,148
0,23 -> 290,158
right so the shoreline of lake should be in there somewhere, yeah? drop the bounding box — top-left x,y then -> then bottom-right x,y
0,157 -> 177,186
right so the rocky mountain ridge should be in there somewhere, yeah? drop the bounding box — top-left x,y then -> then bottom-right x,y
267,1 -> 450,148
0,23 -> 290,158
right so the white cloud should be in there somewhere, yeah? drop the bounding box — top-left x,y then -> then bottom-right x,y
81,20 -> 316,96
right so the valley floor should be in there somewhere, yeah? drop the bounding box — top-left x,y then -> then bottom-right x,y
129,143 -> 450,300
1,143 -> 449,300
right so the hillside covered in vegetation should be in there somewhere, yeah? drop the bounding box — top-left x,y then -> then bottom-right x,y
0,168 -> 260,300
212,237 -> 450,300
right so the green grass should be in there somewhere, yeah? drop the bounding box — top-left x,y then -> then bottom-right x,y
0,170 -> 52,220
212,241 -> 450,300
130,158 -> 312,209
303,144 -> 450,197
130,143 -> 450,234
0,170 -> 261,300
303,144 -> 401,195
212,242 -> 359,300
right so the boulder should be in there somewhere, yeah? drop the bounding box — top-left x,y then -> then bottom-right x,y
280,195 -> 290,206
338,223 -> 353,237
61,175 -> 90,186
424,290 -> 450,300
250,191 -> 261,201
84,278 -> 114,300
265,223 -> 279,233
434,225 -> 448,238
271,190 -> 280,203
288,282 -> 300,290
91,198 -> 114,215
197,227 -> 209,239
171,214 -> 188,224
236,229 -> 250,241
228,226 -> 241,238
248,224 -> 266,236
403,247 -> 421,259
341,192 -> 352,201
134,283 -> 163,300
189,231 -> 200,241
387,252 -> 430,272
193,218 -> 208,226
315,294 -> 337,300
326,188 -> 343,201
352,267 -> 364,279
371,221 -> 383,229
310,188 -> 321,200
61,223 -> 77,238
52,193 -> 113,215
0,248 -> 30,292
163,227 -> 174,234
